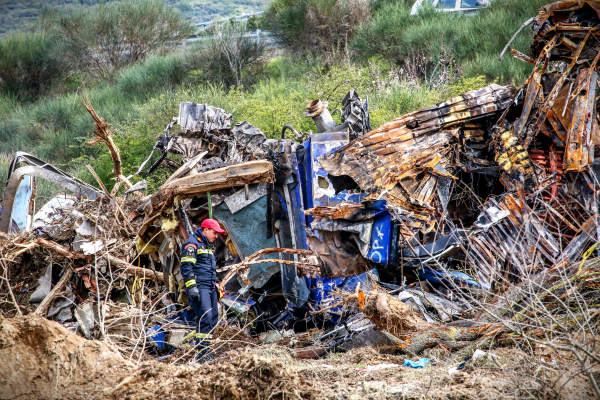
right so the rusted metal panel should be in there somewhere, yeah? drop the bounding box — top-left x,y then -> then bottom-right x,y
564,69 -> 597,172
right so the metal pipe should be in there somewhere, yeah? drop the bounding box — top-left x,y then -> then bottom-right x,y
305,99 -> 337,133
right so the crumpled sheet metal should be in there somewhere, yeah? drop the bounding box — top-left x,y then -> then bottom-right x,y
306,230 -> 372,278
145,102 -> 270,172
177,102 -> 232,134
138,160 -> 275,237
305,203 -> 365,220
534,1 -> 600,36
311,1 -> 600,289
466,193 -> 561,287
319,84 -> 515,208
311,218 -> 373,257
305,202 -> 387,221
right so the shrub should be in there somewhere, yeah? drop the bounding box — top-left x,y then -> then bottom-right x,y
352,0 -> 549,84
52,0 -> 194,80
117,54 -> 188,95
0,32 -> 62,101
188,22 -> 268,88
264,0 -> 371,58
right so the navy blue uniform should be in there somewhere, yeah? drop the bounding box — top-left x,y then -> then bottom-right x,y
180,229 -> 219,340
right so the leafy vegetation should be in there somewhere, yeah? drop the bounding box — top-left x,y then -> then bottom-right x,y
0,0 -> 268,37
0,0 -> 194,101
264,0 -> 370,57
265,0 -> 548,85
53,0 -> 194,80
0,0 -> 549,196
352,0 -> 550,84
189,21 -> 268,88
0,32 -> 60,101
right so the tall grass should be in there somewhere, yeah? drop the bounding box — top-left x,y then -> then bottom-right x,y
0,32 -> 61,101
352,0 -> 549,84
0,50 -> 200,168
117,53 -> 189,95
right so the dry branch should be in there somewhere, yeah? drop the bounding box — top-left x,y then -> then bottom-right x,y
104,253 -> 164,282
79,85 -> 133,190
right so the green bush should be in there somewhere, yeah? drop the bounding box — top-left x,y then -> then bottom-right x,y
0,32 -> 62,101
117,54 -> 189,95
352,0 -> 549,84
187,21 -> 268,88
52,0 -> 194,80
0,95 -> 17,120
264,0 -> 371,57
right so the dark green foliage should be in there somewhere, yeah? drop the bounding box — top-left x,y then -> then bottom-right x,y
188,22 -> 268,88
263,0 -> 371,56
0,32 -> 62,101
117,54 -> 189,95
352,0 -> 550,84
263,0 -> 310,47
53,0 -> 194,79
0,0 -> 194,101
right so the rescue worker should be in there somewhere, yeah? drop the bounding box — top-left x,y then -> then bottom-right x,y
180,218 -> 226,362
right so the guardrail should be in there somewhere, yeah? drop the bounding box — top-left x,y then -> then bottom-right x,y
194,11 -> 264,30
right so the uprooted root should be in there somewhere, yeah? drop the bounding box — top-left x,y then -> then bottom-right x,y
356,292 -> 504,358
361,291 -> 431,335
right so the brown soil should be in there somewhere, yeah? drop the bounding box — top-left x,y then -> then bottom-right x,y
0,315 -> 127,400
0,315 -> 316,400
1,315 -> 597,400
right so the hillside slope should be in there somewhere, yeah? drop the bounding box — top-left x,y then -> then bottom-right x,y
0,0 -> 267,36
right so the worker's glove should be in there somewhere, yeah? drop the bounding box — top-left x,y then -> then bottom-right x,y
184,277 -> 200,302
187,286 -> 200,303
215,282 -> 225,300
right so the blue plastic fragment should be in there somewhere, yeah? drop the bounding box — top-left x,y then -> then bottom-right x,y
147,325 -> 165,348
404,358 -> 430,368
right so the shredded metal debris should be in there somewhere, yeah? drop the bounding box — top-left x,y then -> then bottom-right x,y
0,5 -> 599,395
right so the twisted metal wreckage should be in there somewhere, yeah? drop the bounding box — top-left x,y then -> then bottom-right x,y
2,0 -> 600,361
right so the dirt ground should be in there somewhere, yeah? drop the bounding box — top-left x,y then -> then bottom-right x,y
0,315 -> 597,400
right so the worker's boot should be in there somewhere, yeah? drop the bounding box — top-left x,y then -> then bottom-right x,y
194,339 -> 214,364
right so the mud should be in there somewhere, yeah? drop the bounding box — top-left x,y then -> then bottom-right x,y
0,315 -> 127,400
1,315 -> 596,400
0,315 -> 316,400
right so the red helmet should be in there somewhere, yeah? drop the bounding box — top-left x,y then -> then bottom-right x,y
201,218 -> 226,234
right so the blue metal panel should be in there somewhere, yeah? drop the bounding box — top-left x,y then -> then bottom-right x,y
300,140 -> 314,227
11,175 -> 32,233
309,133 -> 367,207
287,148 -> 308,250
366,211 -> 392,266
418,268 -> 489,290
147,325 -> 166,348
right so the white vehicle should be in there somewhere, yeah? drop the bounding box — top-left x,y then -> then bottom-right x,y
410,0 -> 491,15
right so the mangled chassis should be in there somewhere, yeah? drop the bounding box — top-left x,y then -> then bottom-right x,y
137,160 -> 275,236
4,1 -> 600,371
311,0 -> 600,296
0,152 -> 101,234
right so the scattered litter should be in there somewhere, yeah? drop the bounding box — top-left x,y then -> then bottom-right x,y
354,363 -> 402,375
404,358 -> 430,369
